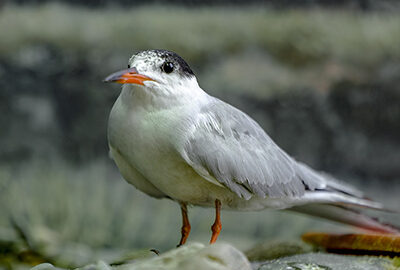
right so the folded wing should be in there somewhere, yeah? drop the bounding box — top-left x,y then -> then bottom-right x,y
178,97 -> 360,201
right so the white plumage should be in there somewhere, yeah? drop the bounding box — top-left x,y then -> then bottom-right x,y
105,49 -> 399,244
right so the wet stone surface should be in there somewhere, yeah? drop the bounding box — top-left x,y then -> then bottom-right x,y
255,253 -> 397,270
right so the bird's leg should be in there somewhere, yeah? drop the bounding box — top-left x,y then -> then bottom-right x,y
177,202 -> 191,247
210,199 -> 222,244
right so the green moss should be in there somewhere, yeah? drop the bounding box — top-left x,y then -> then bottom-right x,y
392,257 -> 400,268
0,3 -> 399,67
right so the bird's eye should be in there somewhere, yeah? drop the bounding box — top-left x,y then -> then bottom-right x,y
161,62 -> 174,74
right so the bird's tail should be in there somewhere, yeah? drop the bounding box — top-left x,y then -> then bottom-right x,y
289,203 -> 400,234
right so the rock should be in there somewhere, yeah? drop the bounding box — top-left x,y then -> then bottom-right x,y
116,242 -> 252,270
256,253 -> 396,270
302,232 -> 400,255
76,261 -> 113,270
32,261 -> 113,270
31,263 -> 62,270
245,240 -> 313,262
110,249 -> 157,265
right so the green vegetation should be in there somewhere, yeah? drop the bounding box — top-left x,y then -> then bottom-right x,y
0,160 -> 333,250
0,160 -> 333,268
1,3 -> 399,104
1,4 -> 399,66
1,160 -> 398,268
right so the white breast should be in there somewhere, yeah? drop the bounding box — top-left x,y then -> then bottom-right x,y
108,88 -> 232,205
108,86 -> 298,210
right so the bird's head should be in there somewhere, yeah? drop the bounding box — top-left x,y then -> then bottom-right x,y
104,49 -> 199,98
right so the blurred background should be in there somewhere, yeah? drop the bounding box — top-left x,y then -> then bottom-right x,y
0,0 -> 399,268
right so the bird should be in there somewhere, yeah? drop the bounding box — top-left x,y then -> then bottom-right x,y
104,49 -> 399,246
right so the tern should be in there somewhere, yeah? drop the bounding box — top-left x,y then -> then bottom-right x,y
104,49 -> 398,246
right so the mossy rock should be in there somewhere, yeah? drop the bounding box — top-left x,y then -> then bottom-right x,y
245,240 -> 313,262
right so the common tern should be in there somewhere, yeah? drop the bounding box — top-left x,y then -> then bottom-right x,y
104,49 -> 398,245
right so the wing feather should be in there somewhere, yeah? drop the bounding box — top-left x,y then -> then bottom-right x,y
178,98 -> 331,199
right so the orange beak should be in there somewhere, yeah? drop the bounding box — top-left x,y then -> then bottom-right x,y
103,67 -> 154,85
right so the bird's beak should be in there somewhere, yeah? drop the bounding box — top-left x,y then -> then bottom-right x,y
103,67 -> 155,85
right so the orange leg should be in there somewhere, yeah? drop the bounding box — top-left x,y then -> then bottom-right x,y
177,202 -> 191,247
210,199 -> 222,244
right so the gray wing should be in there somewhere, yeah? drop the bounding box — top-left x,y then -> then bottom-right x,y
178,98 -> 360,200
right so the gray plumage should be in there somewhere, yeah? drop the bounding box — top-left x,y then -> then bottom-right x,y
106,49 -> 399,235
180,97 -> 358,200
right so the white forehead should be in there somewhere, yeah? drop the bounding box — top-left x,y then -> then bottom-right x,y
128,51 -> 165,72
